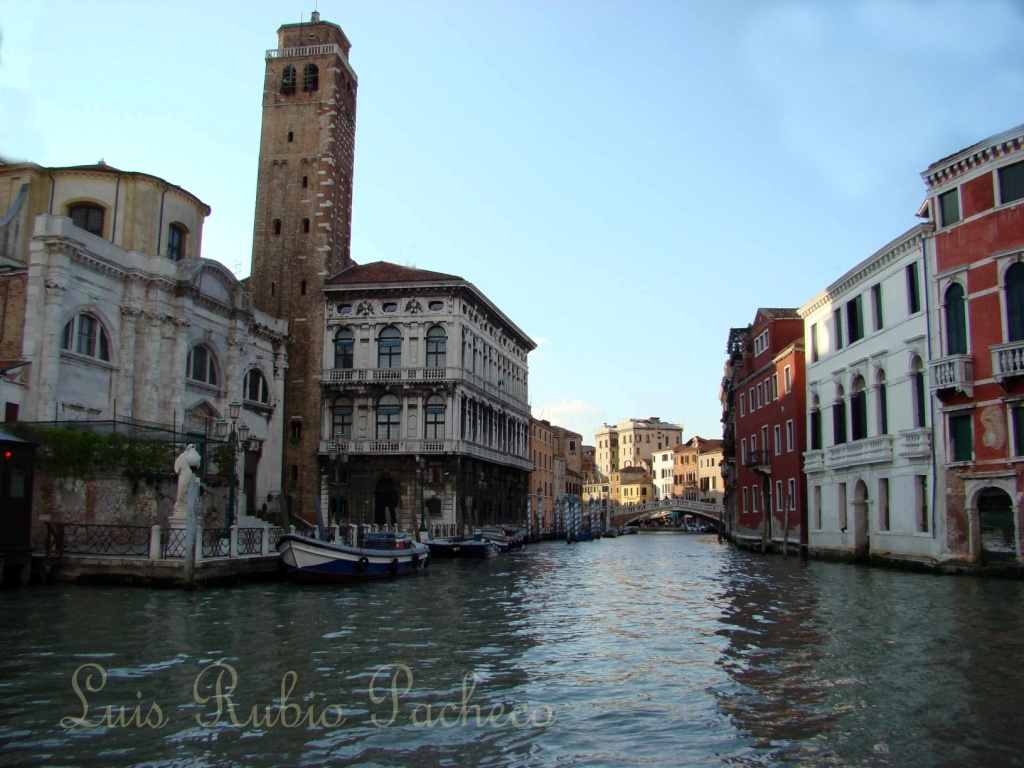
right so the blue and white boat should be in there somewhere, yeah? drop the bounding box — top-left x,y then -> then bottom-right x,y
278,530 -> 428,583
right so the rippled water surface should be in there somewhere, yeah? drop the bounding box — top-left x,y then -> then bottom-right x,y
2,535 -> 1024,767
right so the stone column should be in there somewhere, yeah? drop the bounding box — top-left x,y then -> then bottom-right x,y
117,306 -> 142,420
30,276 -> 68,420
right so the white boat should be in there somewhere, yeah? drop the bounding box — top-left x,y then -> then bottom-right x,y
278,530 -> 428,583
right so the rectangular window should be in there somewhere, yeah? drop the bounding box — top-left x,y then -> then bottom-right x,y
813,485 -> 822,529
775,480 -> 783,513
784,366 -> 792,395
838,483 -> 848,531
847,295 -> 864,344
833,309 -> 844,351
906,263 -> 921,314
939,188 -> 961,227
811,409 -> 821,450
871,283 -> 883,331
810,323 -> 819,363
757,384 -> 763,408
4,402 -> 19,423
752,488 -> 759,514
749,388 -> 755,410
788,478 -> 796,510
774,424 -> 781,455
1012,406 -> 1024,456
786,420 -> 794,452
741,438 -> 747,464
739,393 -> 746,416
950,413 -> 973,463
916,475 -> 929,532
743,486 -> 748,513
1000,160 -> 1024,205
765,377 -> 772,402
878,478 -> 890,532
772,373 -> 779,400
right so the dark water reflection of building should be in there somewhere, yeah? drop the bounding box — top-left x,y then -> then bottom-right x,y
714,554 -> 1024,766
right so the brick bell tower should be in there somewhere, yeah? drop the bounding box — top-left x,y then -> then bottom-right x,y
248,11 -> 358,520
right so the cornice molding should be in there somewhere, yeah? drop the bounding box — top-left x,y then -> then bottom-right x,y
922,126 -> 1024,190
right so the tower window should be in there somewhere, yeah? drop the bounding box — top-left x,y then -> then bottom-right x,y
166,223 -> 186,261
68,203 -> 104,237
287,131 -> 294,143
271,282 -> 276,297
273,219 -> 282,235
300,280 -> 307,295
303,63 -> 319,93
302,176 -> 308,188
281,65 -> 296,94
303,218 -> 310,233
291,420 -> 302,441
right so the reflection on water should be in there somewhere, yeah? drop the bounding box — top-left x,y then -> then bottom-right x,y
1,536 -> 1022,766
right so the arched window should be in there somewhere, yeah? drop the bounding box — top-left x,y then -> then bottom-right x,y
945,283 -> 967,354
1006,263 -> 1024,342
377,326 -> 401,369
61,313 -> 110,361
810,395 -> 822,450
187,345 -> 218,386
334,328 -> 354,369
833,386 -> 847,445
244,369 -> 270,404
911,357 -> 927,428
425,394 -> 446,440
332,396 -> 353,440
281,65 -> 296,94
376,393 -> 400,440
303,63 -> 319,92
876,370 -> 888,435
426,325 -> 446,368
68,203 -> 104,237
850,376 -> 867,441
272,219 -> 282,236
167,223 -> 187,261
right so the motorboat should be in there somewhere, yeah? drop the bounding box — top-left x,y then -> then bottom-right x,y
278,530 -> 428,583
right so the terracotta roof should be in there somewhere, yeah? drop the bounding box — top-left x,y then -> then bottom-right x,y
327,261 -> 462,285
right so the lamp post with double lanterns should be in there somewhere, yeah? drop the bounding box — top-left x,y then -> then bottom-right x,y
215,400 -> 249,530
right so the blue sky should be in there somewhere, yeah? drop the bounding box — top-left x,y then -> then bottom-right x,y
2,1 -> 1022,443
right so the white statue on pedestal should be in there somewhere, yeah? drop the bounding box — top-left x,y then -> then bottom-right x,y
172,444 -> 202,522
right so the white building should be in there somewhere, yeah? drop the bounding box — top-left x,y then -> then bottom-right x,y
0,162 -> 288,517
799,225 -> 939,564
651,447 -> 674,499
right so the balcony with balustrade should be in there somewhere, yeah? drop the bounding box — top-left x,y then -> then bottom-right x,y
991,340 -> 1024,386
825,435 -> 893,469
803,450 -> 824,474
317,437 -> 533,472
743,450 -> 771,474
897,428 -> 932,459
322,365 -> 525,409
929,354 -> 973,398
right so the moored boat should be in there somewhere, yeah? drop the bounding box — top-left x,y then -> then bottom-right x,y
479,525 -> 526,552
278,530 -> 428,583
426,537 -> 497,558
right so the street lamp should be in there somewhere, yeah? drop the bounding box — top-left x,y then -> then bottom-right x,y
216,400 -> 249,530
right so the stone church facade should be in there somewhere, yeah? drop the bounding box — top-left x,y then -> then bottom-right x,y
0,161 -> 288,518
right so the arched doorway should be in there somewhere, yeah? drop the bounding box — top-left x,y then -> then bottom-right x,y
852,479 -> 869,561
978,487 -> 1016,564
374,477 -> 398,527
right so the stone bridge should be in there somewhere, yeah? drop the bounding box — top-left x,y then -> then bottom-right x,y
609,498 -> 725,529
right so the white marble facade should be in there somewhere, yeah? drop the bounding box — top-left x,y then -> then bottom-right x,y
1,163 -> 288,510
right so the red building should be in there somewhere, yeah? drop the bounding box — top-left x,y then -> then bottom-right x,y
730,308 -> 807,553
923,122 -> 1024,567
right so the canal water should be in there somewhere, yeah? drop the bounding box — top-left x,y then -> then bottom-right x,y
2,534 -> 1023,767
